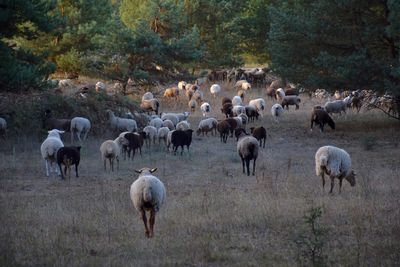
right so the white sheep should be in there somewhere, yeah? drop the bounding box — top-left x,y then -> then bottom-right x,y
160,113 -> 180,125
178,81 -> 187,91
232,105 -> 246,116
276,88 -> 285,101
0,117 -> 7,138
40,129 -> 65,177
157,127 -> 170,146
149,117 -> 164,130
324,100 -> 347,115
315,145 -> 356,193
210,84 -> 221,98
176,120 -> 190,131
166,130 -> 175,152
200,102 -> 212,117
70,117 -> 91,143
196,118 -> 218,136
130,167 -> 166,238
100,135 -> 129,172
107,110 -> 138,132
143,126 -> 157,148
162,119 -> 175,130
241,82 -> 251,91
249,98 -> 266,117
237,131 -> 259,176
142,92 -> 154,102
232,96 -> 242,106
95,81 -> 106,92
271,103 -> 284,122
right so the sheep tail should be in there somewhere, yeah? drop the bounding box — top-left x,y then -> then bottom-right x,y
143,186 -> 152,203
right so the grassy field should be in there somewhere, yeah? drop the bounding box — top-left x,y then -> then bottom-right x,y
0,82 -> 399,266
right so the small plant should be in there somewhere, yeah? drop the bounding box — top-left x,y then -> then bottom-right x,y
361,134 -> 377,151
293,206 -> 328,266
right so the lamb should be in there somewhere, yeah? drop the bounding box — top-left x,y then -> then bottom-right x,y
163,87 -> 179,99
188,99 -> 197,112
250,126 -> 266,148
95,81 -> 106,92
276,88 -> 286,101
0,117 -> 7,138
157,127 -> 170,146
196,118 -> 218,136
140,98 -> 160,115
237,89 -> 246,102
130,167 -> 166,238
324,100 -> 347,115
142,92 -> 154,102
178,81 -> 187,91
200,102 -> 212,117
217,120 -> 230,143
143,126 -> 157,148
124,132 -> 146,161
237,131 -> 259,176
70,116 -> 91,143
176,120 -> 190,131
42,109 -> 71,132
245,105 -> 259,122
100,135 -> 129,171
149,117 -> 164,130
232,96 -> 242,106
249,98 -> 266,117
162,119 -> 175,130
171,129 -> 194,155
281,96 -> 301,110
271,104 -> 284,122
107,110 -> 138,132
221,102 -> 233,118
315,146 -> 356,193
210,84 -> 221,98
40,129 -> 65,177
233,105 -> 246,116
57,146 -> 81,179
311,109 -> 335,132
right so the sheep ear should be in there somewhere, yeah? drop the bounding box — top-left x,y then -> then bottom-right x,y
150,168 -> 157,173
134,169 -> 142,174
58,130 -> 65,134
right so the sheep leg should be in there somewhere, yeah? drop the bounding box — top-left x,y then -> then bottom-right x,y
141,210 -> 150,238
75,164 -> 79,177
321,173 -> 325,189
58,164 -> 64,179
83,130 -> 88,141
246,159 -> 250,176
180,145 -> 184,155
339,178 -> 343,193
149,209 -> 156,238
329,176 -> 335,193
110,158 -> 113,172
45,160 -> 50,177
241,157 -> 245,174
252,158 -> 256,176
117,158 -> 119,171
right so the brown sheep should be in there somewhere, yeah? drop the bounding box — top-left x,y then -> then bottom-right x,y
163,87 -> 179,99
266,86 -> 276,99
217,120 -> 230,143
250,126 -> 266,148
42,109 -> 71,131
310,109 -> 335,132
57,146 -> 81,179
221,97 -> 232,106
237,131 -> 259,176
224,117 -> 238,137
221,102 -> 233,118
281,96 -> 301,110
140,99 -> 160,115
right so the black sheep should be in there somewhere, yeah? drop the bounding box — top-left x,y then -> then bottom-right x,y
250,126 -> 267,148
311,109 -> 335,132
171,129 -> 194,155
57,146 -> 81,179
221,103 -> 233,118
124,132 -> 146,160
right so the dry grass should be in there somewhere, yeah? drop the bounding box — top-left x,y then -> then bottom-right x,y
0,83 -> 399,266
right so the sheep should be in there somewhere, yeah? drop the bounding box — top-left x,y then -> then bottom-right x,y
185,88 -> 195,100
172,112 -> 190,122
237,113 -> 249,128
221,97 -> 232,106
249,98 -> 266,117
162,119 -> 175,130
217,120 -> 230,143
157,127 -> 170,146
281,96 -> 301,110
315,145 -> 356,193
311,109 -> 335,132
142,92 -> 154,102
176,120 -> 190,131
143,126 -> 158,148
41,129 -> 65,177
196,118 -> 218,136
276,88 -> 286,101
160,113 -> 179,126
266,86 -> 276,99
232,105 -> 246,116
140,98 -> 160,115
210,84 -> 221,98
70,117 -> 91,143
95,81 -> 106,92
245,105 -> 259,122
149,117 -> 164,130
124,132 -> 146,161
284,88 -> 299,96
234,128 -> 248,141
232,96 -> 242,106
42,109 -> 71,132
192,90 -> 204,104
57,146 -> 81,179
237,89 -> 246,102
130,167 -> 166,238
178,81 -> 187,91
188,99 -> 197,112
224,117 -> 238,137
171,129 -> 194,155
163,87 -> 179,99
100,135 -> 129,171
241,82 -> 251,91
324,100 -> 347,115
250,126 -> 266,148
107,110 -> 137,132
221,102 -> 233,118
271,104 -> 284,122
237,131 -> 259,176
166,130 -> 175,151
334,90 -> 342,100
200,102 -> 212,117
234,79 -> 247,89
313,89 -> 330,99
0,117 -> 7,138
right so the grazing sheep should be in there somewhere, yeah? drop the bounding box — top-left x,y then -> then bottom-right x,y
70,117 -> 91,143
245,105 -> 259,122
250,126 -> 266,148
217,120 -> 230,143
188,99 -> 197,112
161,113 -> 179,126
324,100 -> 347,115
0,117 -> 7,138
237,131 -> 259,176
232,96 -> 242,106
43,109 -> 71,132
163,87 -> 179,99
142,92 -> 154,102
233,105 -> 246,116
107,110 -> 137,132
315,146 -> 356,193
281,96 -> 301,110
140,99 -> 160,115
237,89 -> 246,102
157,127 -> 170,146
210,84 -> 221,98
271,104 -> 284,122
178,81 -> 187,91
149,117 -> 164,130
143,126 -> 158,148
57,146 -> 81,179
171,129 -> 194,155
95,81 -> 106,92
221,97 -> 232,106
276,88 -> 286,101
221,102 -> 233,118
162,119 -> 175,130
200,102 -> 212,117
196,118 -> 218,136
124,132 -> 146,161
311,109 -> 335,132
41,129 -> 65,177
249,98 -> 266,117
100,135 -> 129,171
176,120 -> 190,131
130,167 -> 166,238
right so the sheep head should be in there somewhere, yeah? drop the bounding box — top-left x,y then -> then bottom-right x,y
345,170 -> 356,186
135,167 -> 157,174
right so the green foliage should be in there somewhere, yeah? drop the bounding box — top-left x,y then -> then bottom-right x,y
56,48 -> 82,76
